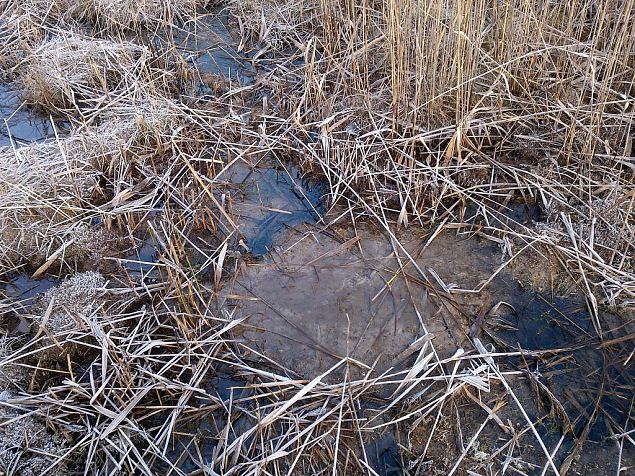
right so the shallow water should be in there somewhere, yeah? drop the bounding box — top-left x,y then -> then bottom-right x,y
120,233 -> 160,283
216,206 -> 634,470
223,157 -> 326,256
366,434 -> 403,476
493,290 -> 634,442
0,83 -> 64,146
174,11 -> 255,82
220,225 -> 465,380
156,371 -> 253,474
2,273 -> 58,303
0,273 -> 59,334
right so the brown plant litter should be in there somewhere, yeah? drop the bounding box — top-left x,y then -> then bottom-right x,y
0,1 -> 632,474
22,35 -> 150,112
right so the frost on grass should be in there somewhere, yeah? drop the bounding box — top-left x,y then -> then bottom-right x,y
7,0 -> 81,22
0,138 -> 105,269
22,34 -> 149,112
0,340 -> 70,476
230,0 -> 317,50
31,272 -> 106,361
1,1 -> 88,75
97,97 -> 187,151
0,11 -> 43,75
538,195 -> 635,273
0,395 -> 69,476
37,271 -> 106,320
87,0 -> 204,30
0,97 -> 186,270
0,337 -> 28,395
0,414 -> 68,476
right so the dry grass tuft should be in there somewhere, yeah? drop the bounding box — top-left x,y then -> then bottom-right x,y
0,339 -> 70,476
86,0 -> 206,31
229,0 -> 318,54
12,0 -> 80,20
0,11 -> 44,75
30,272 -> 107,360
1,0 -> 87,75
0,96 -> 191,270
0,405 -> 70,476
21,35 -> 150,113
0,139 -> 104,270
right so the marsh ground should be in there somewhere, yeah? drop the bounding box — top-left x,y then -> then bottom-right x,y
0,1 -> 633,475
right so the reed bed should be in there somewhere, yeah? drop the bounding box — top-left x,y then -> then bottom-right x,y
227,2 -> 635,471
0,0 -> 632,474
229,0 -> 319,54
232,0 -> 635,307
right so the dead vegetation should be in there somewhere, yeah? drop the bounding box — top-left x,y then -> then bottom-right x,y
0,92 -> 203,272
86,0 -> 207,31
229,0 -> 318,53
236,0 -> 635,307
0,137 -> 106,270
0,0 -> 633,475
0,11 -> 43,74
22,35 -> 150,112
0,405 -> 70,476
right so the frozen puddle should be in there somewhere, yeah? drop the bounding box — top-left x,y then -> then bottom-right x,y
217,206 -> 633,454
219,223 -> 497,380
175,10 -> 255,82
